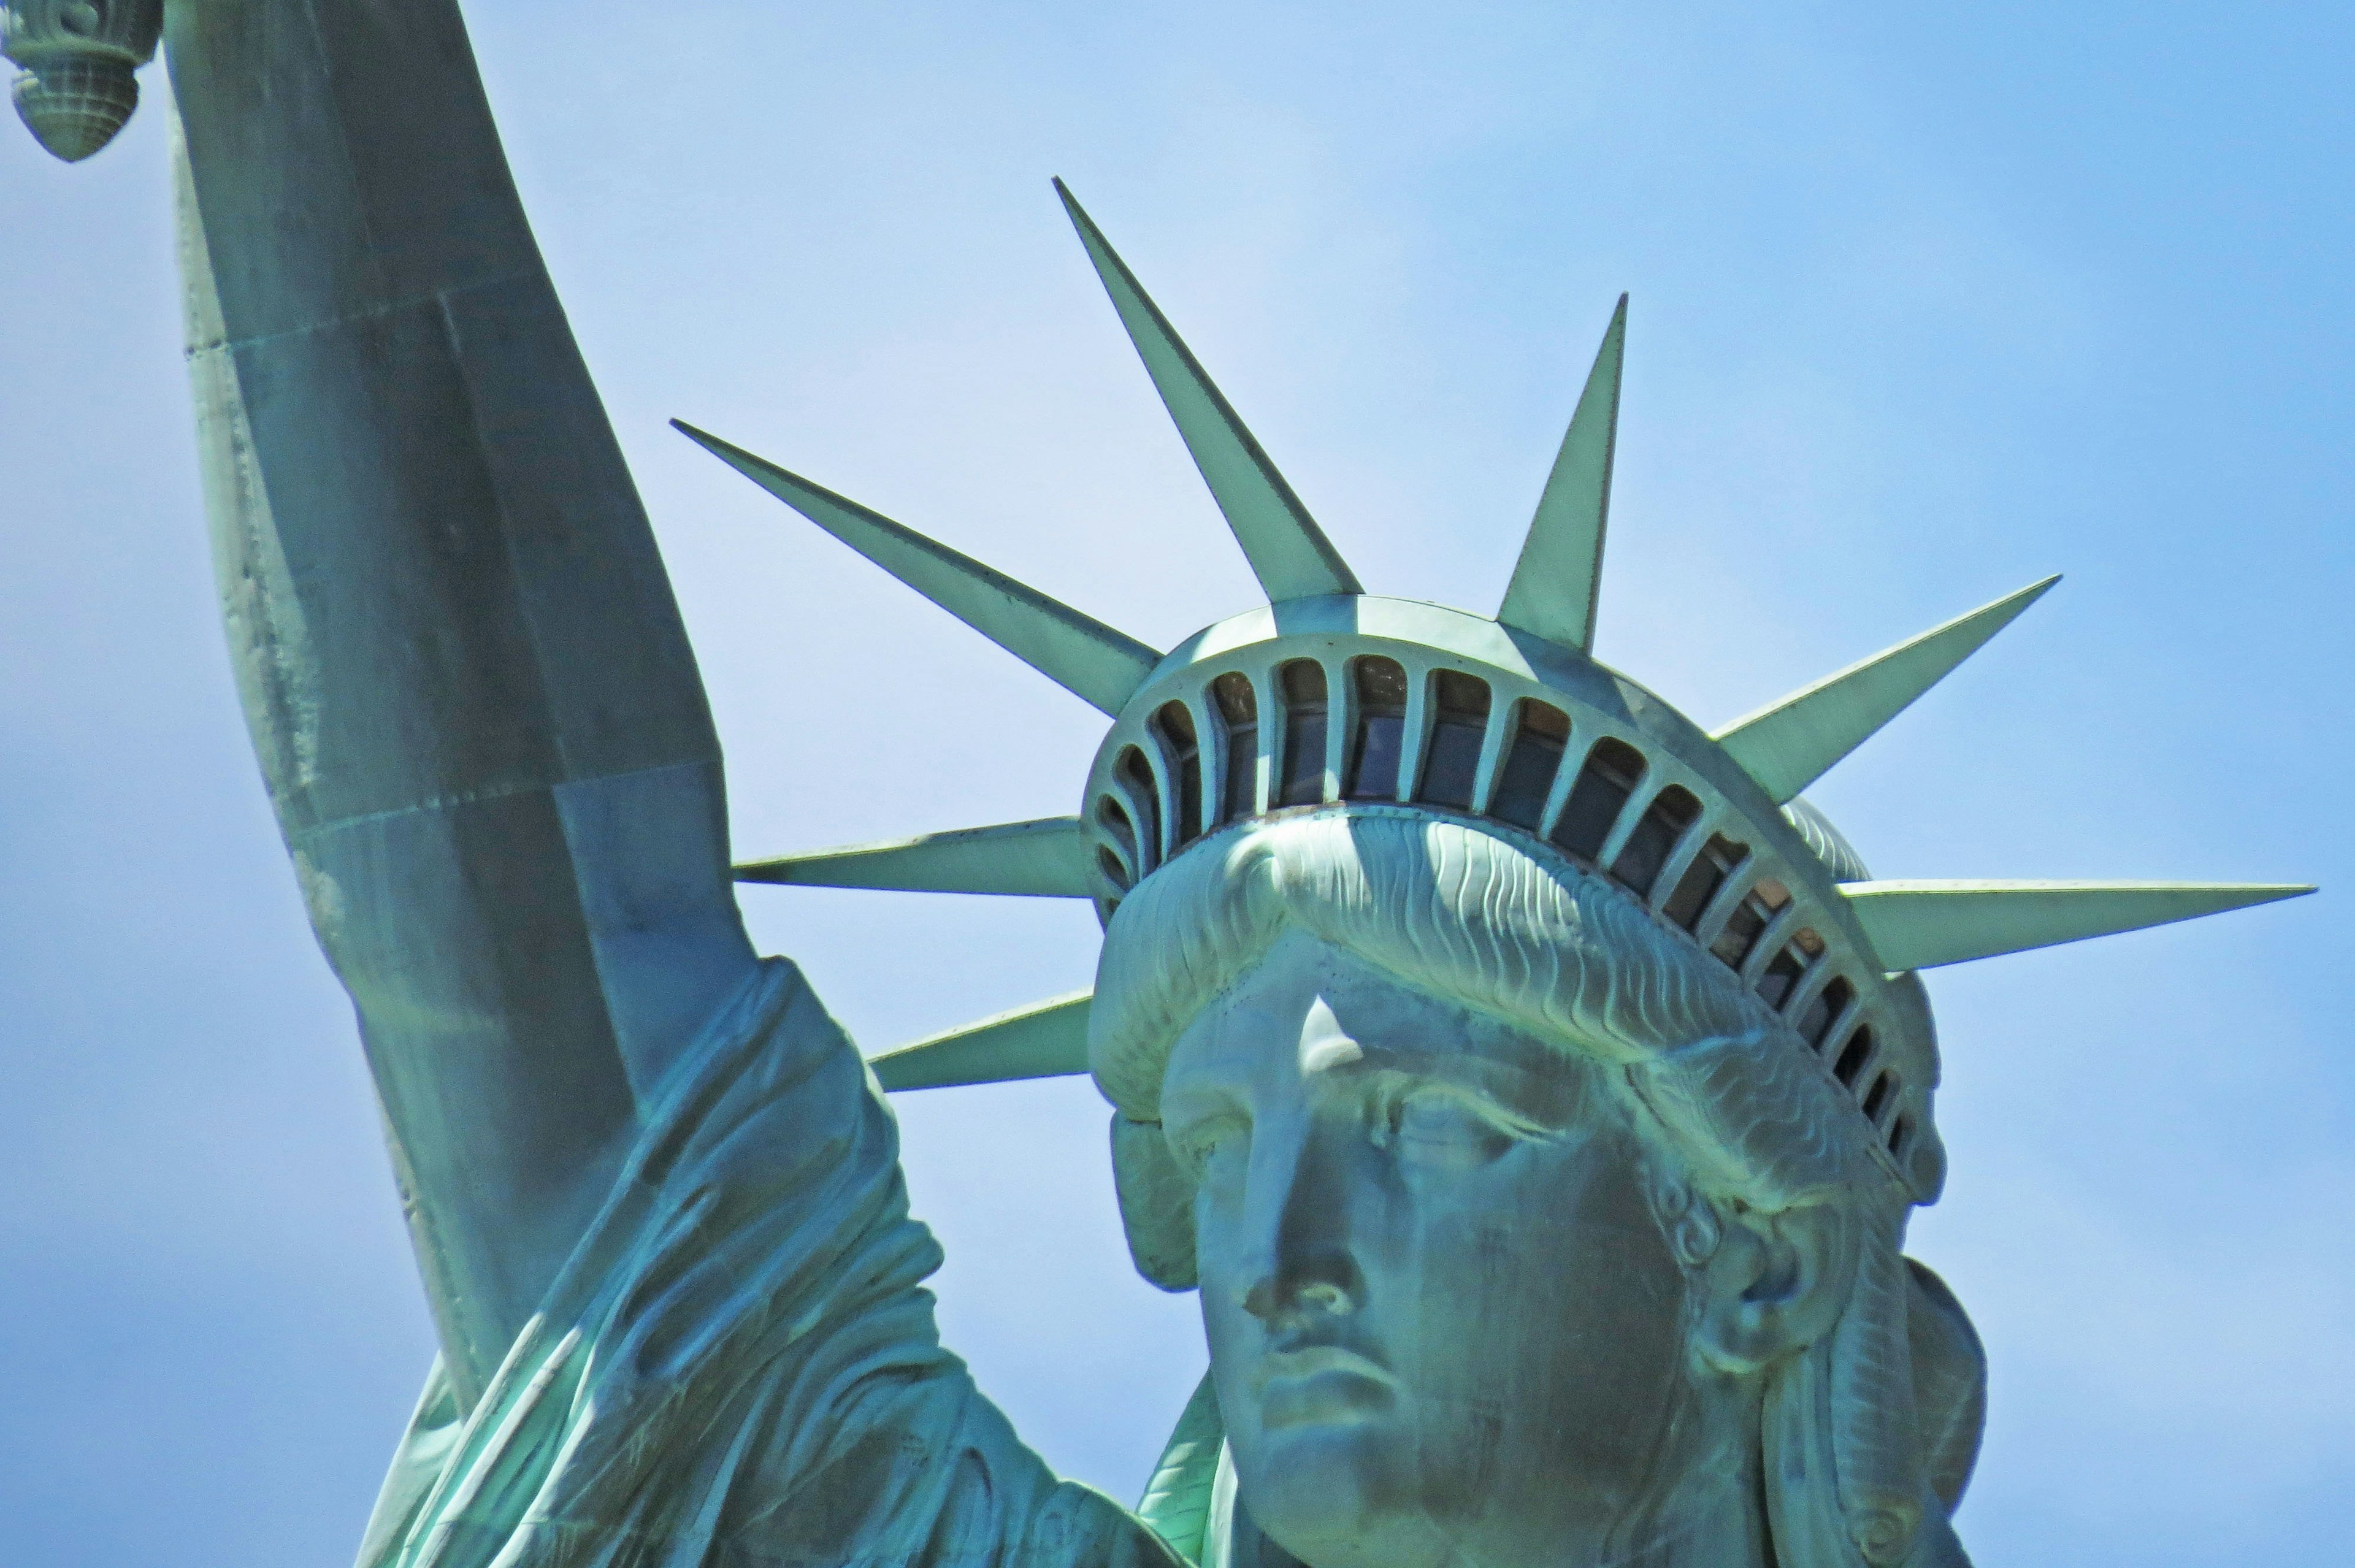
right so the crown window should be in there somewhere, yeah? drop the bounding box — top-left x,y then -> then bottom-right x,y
1552,737 -> 1647,863
1345,657 -> 1410,801
1794,975 -> 1854,1050
1611,785 -> 1701,898
1709,875 -> 1791,969
1097,847 -> 1130,893
1755,926 -> 1826,1011
1417,670 -> 1491,811
1119,746 -> 1163,861
1861,1069 -> 1899,1124
1662,833 -> 1747,932
1096,796 -> 1135,859
1490,700 -> 1569,831
1886,1115 -> 1913,1157
1276,660 -> 1330,808
1097,795 -> 1137,863
1152,703 -> 1204,849
1211,673 -> 1259,824
1832,1025 -> 1875,1088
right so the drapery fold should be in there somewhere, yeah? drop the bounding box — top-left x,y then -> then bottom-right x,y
357,958 -> 1178,1568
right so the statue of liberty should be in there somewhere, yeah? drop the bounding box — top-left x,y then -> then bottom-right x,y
6,4 -> 2311,1567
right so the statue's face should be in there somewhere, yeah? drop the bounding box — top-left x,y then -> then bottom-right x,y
1161,931 -> 1698,1568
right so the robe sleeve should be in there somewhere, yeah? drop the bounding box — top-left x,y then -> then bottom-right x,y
355,958 -> 1182,1568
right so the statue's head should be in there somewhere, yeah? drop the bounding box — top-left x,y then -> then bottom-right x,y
691,182 -> 2308,1568
1090,809 -> 1982,1568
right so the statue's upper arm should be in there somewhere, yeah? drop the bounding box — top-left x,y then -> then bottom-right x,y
169,0 -> 761,1401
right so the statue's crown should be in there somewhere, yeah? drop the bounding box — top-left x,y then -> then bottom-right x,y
681,182 -> 2308,1209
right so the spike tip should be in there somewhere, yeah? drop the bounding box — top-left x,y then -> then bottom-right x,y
1136,1372 -> 1225,1563
676,421 -> 1160,715
1055,180 -> 1361,602
867,992 -> 1094,1092
736,817 -> 1095,898
1498,294 -> 1628,653
1842,879 -> 2314,971
1715,576 -> 2061,804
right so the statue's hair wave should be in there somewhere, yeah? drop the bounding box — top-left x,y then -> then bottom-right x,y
1089,805 -> 1885,1207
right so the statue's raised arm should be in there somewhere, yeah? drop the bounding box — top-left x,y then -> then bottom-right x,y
164,0 -> 762,1396
127,9 -> 1180,1567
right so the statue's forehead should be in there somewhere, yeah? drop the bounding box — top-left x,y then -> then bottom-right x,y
1164,931 -> 1564,1087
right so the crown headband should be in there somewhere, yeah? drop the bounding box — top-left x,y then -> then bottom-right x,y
683,180 -> 2309,1210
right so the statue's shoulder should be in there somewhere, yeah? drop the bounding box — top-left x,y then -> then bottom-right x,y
1020,1478 -> 1191,1568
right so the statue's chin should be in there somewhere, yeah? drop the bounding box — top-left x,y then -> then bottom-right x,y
1237,1423 -> 1447,1568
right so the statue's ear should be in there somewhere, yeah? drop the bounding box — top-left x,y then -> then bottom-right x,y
1692,1199 -> 1858,1375
1111,1114 -> 1199,1291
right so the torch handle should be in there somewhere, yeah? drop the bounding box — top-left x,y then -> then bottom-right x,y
4,0 -> 163,161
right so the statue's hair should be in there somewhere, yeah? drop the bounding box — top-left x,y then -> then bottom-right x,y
1090,805 -> 1879,1206
1088,806 -> 1983,1568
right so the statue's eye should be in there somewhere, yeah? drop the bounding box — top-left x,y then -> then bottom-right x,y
1369,1079 -> 1545,1169
1173,1114 -> 1250,1182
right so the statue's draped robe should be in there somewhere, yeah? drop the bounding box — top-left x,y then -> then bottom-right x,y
357,959 -> 1179,1568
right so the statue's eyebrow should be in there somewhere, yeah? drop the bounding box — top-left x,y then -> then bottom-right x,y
1156,1078 -> 1249,1144
1338,1015 -> 1555,1074
1338,1041 -> 1566,1115
1331,1043 -> 1478,1083
1361,1070 -> 1561,1147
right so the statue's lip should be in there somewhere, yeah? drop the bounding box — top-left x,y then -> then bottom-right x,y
1252,1342 -> 1398,1397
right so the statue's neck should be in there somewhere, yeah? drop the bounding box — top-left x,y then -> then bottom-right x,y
1587,1371 -> 1771,1568
1591,1473 -> 1770,1568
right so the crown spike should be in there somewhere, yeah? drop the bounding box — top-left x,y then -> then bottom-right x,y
867,991 -> 1094,1092
1841,879 -> 2314,971
1498,294 -> 1627,653
1136,1371 -> 1225,1564
1715,575 -> 2061,804
1054,180 -> 1361,603
676,421 -> 1160,715
736,817 -> 1095,898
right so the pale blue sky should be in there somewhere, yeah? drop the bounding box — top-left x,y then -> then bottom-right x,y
2,3 -> 2347,1562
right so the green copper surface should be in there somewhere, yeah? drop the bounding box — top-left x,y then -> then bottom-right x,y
1055,180 -> 1361,602
168,0 -> 760,1403
1714,575 -> 2060,803
1497,294 -> 1626,653
2,0 -> 162,161
736,816 -> 1095,898
29,7 -> 2313,1565
1135,1372 -> 1225,1565
1842,879 -> 2315,970
676,419 -> 1160,714
866,990 -> 1093,1092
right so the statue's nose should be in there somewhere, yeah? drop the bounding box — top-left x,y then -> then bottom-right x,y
1234,1115 -> 1365,1328
1241,1272 -> 1357,1325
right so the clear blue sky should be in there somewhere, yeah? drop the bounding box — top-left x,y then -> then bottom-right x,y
2,2 -> 2347,1562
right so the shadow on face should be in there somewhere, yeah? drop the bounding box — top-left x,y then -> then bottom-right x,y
1160,931 -> 1699,1568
